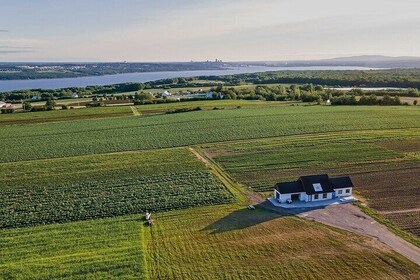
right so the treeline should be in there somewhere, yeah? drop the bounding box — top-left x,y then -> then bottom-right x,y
199,69 -> 420,88
0,78 -> 218,102
211,84 -> 412,105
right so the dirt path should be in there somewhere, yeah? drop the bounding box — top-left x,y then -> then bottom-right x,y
297,204 -> 420,265
189,147 -> 265,205
130,106 -> 141,116
380,208 -> 420,215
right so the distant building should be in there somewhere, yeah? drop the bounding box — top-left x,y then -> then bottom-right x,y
71,93 -> 79,98
161,90 -> 171,97
274,174 -> 353,203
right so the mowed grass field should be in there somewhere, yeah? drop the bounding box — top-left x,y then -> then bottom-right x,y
1,106 -> 419,162
0,148 -> 233,228
203,128 -> 420,237
2,204 -> 419,280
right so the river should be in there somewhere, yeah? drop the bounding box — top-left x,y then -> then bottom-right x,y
0,66 -> 375,92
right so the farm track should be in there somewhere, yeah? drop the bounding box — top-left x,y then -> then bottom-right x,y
189,147 -> 262,205
380,208 -> 420,215
130,106 -> 141,116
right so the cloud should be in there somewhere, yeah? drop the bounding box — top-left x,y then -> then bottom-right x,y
0,30 -> 9,32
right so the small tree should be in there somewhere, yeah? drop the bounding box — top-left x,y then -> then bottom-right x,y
23,101 -> 32,111
414,100 -> 418,106
45,99 -> 56,110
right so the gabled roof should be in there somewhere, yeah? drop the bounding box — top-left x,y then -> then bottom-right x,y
274,181 -> 303,194
331,176 -> 353,189
299,174 -> 335,195
275,174 -> 352,195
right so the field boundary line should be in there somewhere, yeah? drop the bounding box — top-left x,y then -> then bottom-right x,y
130,106 -> 141,116
380,208 -> 420,215
190,146 -> 260,205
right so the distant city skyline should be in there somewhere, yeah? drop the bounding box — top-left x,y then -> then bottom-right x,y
1,0 -> 419,62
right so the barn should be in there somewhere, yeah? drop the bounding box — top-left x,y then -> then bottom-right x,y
273,174 -> 353,204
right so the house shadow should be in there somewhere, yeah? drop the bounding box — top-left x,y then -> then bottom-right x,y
201,201 -> 327,234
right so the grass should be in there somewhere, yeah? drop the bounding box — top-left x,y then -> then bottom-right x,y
1,106 -> 419,163
0,148 -> 233,228
0,106 -> 132,125
144,204 -> 420,279
2,204 -> 419,280
0,217 -> 148,280
135,99 -> 294,115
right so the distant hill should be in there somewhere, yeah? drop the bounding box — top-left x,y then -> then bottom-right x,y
260,55 -> 420,68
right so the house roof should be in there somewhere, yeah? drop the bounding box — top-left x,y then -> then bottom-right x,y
299,174 -> 335,195
274,181 -> 303,194
275,174 -> 352,195
331,176 -> 353,189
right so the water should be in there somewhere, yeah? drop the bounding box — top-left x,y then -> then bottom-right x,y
0,66 -> 375,92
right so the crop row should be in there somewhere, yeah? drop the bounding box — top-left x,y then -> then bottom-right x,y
384,211 -> 420,238
1,106 -> 419,162
0,171 -> 233,228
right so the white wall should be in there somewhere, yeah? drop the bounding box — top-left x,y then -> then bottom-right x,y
274,191 -> 306,203
311,192 -> 333,201
335,188 -> 352,197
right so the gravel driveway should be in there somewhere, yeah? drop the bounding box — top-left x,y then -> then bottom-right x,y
297,203 -> 420,265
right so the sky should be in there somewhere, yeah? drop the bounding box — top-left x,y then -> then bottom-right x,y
0,0 -> 419,62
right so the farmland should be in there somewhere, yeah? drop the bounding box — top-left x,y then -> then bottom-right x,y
0,106 -> 133,125
0,217 -> 148,279
1,103 -> 419,278
0,149 -> 233,228
1,106 -> 419,163
2,204 -> 420,280
202,128 -> 420,238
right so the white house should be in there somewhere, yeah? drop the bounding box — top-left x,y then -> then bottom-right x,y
161,90 -> 171,97
273,174 -> 353,204
71,92 -> 79,98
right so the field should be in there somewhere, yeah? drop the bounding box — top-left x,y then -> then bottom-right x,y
1,103 -> 419,279
2,204 -> 419,280
202,128 -> 420,237
0,106 -> 133,125
0,217 -> 148,279
1,106 -> 419,163
0,149 -> 233,228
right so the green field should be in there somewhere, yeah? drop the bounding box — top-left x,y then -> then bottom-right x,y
1,103 -> 419,279
0,106 -> 133,125
1,106 -> 419,162
202,128 -> 420,239
2,204 -> 419,279
0,149 -> 233,228
0,217 -> 148,279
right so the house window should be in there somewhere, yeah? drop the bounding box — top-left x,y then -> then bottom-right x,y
323,193 -> 327,199
346,189 -> 350,193
338,190 -> 343,194
314,194 -> 319,200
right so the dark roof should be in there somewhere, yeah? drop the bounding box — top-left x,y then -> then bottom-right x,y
274,181 -> 303,194
331,176 -> 353,189
299,174 -> 335,195
275,174 -> 353,195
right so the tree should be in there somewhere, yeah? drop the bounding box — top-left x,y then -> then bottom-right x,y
414,100 -> 418,106
23,101 -> 32,111
45,98 -> 56,110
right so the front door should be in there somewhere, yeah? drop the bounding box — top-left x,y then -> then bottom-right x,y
332,192 -> 336,199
